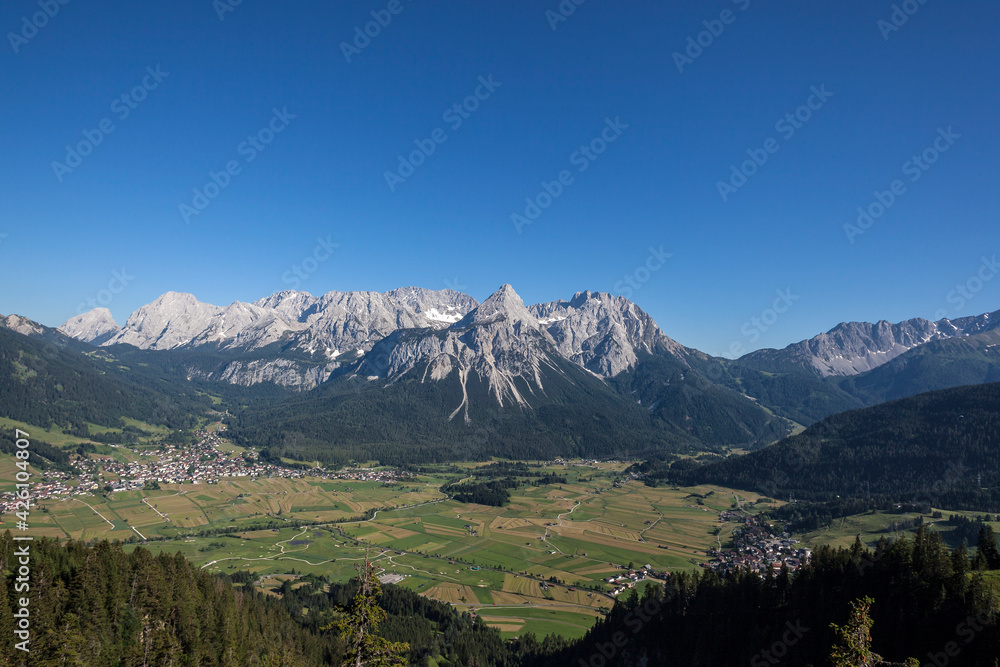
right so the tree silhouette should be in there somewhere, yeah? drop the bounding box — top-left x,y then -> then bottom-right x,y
324,556 -> 409,667
829,597 -> 918,667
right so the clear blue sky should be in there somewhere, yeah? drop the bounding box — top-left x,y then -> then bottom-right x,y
1,0 -> 997,357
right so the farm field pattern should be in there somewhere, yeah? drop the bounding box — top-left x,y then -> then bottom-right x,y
3,458 -> 770,638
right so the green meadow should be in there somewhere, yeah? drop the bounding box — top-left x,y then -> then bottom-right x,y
2,456 -> 779,636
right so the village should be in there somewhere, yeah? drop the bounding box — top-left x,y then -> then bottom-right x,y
0,425 -> 407,517
703,514 -> 811,575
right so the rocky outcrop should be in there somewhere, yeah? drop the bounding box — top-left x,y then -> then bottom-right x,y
530,291 -> 690,377
359,285 -> 570,420
385,286 -> 478,324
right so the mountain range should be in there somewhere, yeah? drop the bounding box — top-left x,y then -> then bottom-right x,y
2,284 -> 998,464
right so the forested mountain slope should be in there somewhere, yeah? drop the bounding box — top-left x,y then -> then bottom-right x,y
663,382 -> 1000,511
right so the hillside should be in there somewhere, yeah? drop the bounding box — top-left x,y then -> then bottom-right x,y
0,535 -> 335,664
0,323 -> 212,434
725,312 -> 1000,426
653,384 -> 1000,511
227,353 -> 689,466
0,535 -> 526,666
840,328 -> 1000,404
661,382 -> 1000,511
532,529 -> 1000,666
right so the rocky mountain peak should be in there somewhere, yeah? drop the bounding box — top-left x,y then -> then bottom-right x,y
253,290 -> 318,322
58,308 -> 121,344
529,290 -> 688,377
769,308 -> 1000,377
458,284 -> 537,328
105,292 -> 224,350
385,287 -> 478,325
1,314 -> 47,338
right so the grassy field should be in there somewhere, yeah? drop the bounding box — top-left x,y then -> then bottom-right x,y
0,417 -> 98,447
799,507 -> 1000,551
0,416 -> 182,450
2,455 -> 776,637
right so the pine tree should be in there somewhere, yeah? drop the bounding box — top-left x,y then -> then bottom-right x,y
324,558 -> 409,667
829,597 -> 919,667
976,526 -> 1000,569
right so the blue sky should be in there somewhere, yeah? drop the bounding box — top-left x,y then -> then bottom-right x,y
1,0 -> 997,357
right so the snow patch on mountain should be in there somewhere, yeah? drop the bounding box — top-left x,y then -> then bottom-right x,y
773,309 -> 1000,377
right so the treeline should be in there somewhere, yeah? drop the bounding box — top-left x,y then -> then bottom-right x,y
528,528 -> 1000,666
0,534 -> 541,665
260,570 -> 540,666
0,535 -> 338,665
466,462 -> 568,486
88,424 -> 152,444
768,498 -> 925,533
0,428 -> 74,473
949,514 -> 1000,548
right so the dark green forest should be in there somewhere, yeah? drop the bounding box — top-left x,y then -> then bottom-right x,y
651,383 -> 1000,524
527,528 -> 1000,667
0,535 -> 543,666
0,326 -> 209,433
441,478 -> 520,506
258,568 -> 560,666
0,535 -> 336,665
5,529 -> 1000,665
226,356 -> 689,466
0,428 -> 72,472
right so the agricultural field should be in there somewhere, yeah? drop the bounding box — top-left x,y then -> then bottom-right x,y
798,507 -> 1000,551
0,416 -> 179,447
7,476 -> 443,541
3,454 -> 772,638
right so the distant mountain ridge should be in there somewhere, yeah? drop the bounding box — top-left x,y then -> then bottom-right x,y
58,285 -> 702,392
1,285 -> 995,463
93,288 -> 478,354
53,289 -> 1000,434
742,310 -> 1000,377
60,288 -> 1000,386
58,308 -> 121,345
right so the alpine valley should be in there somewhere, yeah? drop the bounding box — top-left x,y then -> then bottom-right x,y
4,286 -> 1000,666
5,283 -> 998,465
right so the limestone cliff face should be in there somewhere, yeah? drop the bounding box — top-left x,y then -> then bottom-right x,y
358,285 -> 570,420
530,290 -> 691,377
58,308 -> 121,345
752,310 -> 1000,377
62,287 -> 482,390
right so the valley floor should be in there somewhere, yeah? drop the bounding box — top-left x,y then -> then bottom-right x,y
3,440 -> 778,638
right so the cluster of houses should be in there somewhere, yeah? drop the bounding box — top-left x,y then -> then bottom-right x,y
0,426 -> 407,516
0,468 -> 100,516
703,517 -> 811,575
606,565 -> 659,596
70,429 -> 331,492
